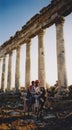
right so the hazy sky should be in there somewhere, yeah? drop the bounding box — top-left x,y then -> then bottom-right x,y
0,0 -> 72,88
0,0 -> 50,44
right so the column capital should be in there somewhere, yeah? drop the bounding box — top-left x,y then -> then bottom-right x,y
0,57 -> 2,61
8,51 -> 13,55
55,16 -> 65,25
3,55 -> 6,58
26,38 -> 31,44
16,45 -> 20,48
38,29 -> 45,36
16,46 -> 21,52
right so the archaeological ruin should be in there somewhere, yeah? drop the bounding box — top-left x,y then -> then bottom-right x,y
0,0 -> 72,95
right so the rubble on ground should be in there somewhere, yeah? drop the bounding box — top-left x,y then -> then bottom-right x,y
0,90 -> 72,130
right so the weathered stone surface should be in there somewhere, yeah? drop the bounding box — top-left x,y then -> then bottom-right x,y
7,52 -> 12,91
0,91 -> 72,129
0,0 -> 72,95
0,0 -> 72,57
25,40 -> 31,88
38,30 -> 46,88
1,56 -> 6,90
15,46 -> 20,91
55,17 -> 68,92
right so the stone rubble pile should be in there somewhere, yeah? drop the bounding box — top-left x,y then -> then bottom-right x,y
0,90 -> 72,129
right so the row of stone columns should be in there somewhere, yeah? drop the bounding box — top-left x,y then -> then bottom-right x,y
0,17 -> 68,93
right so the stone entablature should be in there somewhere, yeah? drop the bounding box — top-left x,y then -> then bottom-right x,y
0,0 -> 72,57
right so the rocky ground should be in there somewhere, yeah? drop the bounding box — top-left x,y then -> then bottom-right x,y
0,92 -> 72,130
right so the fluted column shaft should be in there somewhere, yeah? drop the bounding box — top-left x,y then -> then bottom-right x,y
15,46 -> 20,91
7,52 -> 12,91
1,56 -> 6,90
25,40 -> 31,88
38,30 -> 46,88
55,17 -> 67,88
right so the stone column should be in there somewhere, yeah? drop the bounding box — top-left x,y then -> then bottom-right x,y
1,56 -> 6,91
7,52 -> 12,91
15,46 -> 20,91
38,30 -> 46,88
0,58 -> 1,76
0,58 -> 2,89
25,39 -> 31,89
55,17 -> 67,92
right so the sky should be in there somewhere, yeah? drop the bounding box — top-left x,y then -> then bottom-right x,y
0,0 -> 50,44
0,0 -> 72,89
